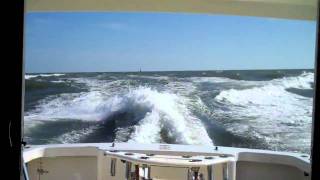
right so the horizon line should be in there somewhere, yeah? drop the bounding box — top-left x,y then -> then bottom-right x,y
25,67 -> 314,74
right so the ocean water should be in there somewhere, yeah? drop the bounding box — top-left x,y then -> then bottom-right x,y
24,69 -> 314,154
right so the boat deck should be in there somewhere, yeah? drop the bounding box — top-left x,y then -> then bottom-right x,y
23,143 -> 311,180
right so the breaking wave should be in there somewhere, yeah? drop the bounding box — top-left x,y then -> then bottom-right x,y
25,86 -> 213,145
214,72 -> 313,152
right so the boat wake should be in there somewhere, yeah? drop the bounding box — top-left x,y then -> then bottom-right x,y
25,86 -> 213,145
24,70 -> 313,153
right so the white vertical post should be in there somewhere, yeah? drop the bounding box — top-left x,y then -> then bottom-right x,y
227,161 -> 236,180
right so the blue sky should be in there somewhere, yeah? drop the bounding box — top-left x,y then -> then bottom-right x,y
25,12 -> 317,73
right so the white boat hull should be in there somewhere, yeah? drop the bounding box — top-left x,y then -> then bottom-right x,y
23,143 -> 311,180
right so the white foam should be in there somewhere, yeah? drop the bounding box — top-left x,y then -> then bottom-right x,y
25,84 -> 213,145
190,72 -> 314,90
214,72 -> 313,152
24,91 -> 108,121
189,76 -> 240,83
126,87 -> 213,145
56,125 -> 99,143
128,74 -> 169,80
24,78 -> 130,122
51,80 -> 65,83
25,75 -> 38,80
166,81 -> 197,97
272,71 -> 314,90
70,77 -> 127,93
25,73 -> 65,79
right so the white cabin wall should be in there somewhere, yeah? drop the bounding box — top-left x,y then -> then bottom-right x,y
236,161 -> 310,180
104,154 -> 126,180
27,157 -> 97,180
